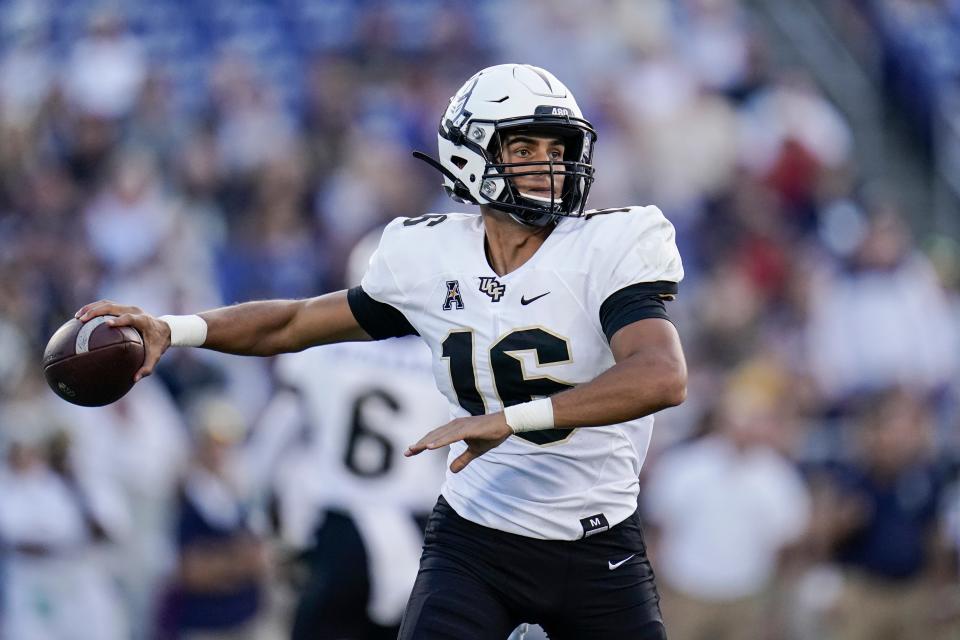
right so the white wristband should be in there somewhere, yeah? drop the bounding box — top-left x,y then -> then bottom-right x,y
159,314 -> 208,347
503,398 -> 555,434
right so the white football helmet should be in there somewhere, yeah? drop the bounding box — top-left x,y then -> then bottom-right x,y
415,64 -> 597,227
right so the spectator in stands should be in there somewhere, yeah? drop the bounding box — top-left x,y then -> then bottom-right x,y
211,54 -> 296,176
0,11 -> 55,129
738,70 -> 853,219
676,0 -> 752,94
819,387 -> 952,640
806,203 -> 958,401
218,149 -> 326,303
163,396 -> 268,640
0,407 -> 129,640
939,476 -> 960,635
62,8 -> 145,119
83,149 -> 175,273
55,378 -> 190,640
644,359 -> 811,640
620,47 -> 740,216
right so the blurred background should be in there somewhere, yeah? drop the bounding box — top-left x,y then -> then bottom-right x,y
0,0 -> 959,638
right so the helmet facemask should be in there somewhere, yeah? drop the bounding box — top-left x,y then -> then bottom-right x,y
482,122 -> 596,227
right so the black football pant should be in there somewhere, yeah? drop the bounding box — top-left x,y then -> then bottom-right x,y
399,496 -> 666,640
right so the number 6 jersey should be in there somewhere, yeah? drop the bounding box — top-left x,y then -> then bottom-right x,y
349,206 -> 684,540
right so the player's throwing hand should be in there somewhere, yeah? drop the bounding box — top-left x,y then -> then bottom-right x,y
75,300 -> 172,381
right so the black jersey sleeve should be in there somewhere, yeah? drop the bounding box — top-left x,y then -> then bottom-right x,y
347,286 -> 419,340
599,281 -> 677,342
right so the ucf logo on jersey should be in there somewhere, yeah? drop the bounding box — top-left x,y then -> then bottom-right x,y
478,277 -> 506,302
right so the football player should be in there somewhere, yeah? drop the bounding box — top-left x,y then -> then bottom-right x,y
76,63 -> 686,640
249,230 -> 450,639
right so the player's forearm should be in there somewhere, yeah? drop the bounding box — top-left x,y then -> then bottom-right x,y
199,291 -> 368,356
408,351 -> 686,468
550,352 -> 686,428
198,299 -> 304,355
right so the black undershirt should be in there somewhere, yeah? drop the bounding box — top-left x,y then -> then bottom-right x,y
598,281 -> 677,342
347,286 -> 418,340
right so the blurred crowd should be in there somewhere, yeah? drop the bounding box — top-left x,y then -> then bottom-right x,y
841,0 -> 960,145
0,0 -> 958,639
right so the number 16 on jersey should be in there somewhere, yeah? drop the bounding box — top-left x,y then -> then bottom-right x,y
441,327 -> 574,446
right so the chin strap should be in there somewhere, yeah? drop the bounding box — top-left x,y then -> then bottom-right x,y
412,151 -> 478,204
487,200 -> 557,228
509,209 -> 557,229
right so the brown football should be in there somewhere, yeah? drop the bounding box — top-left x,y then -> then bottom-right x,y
42,315 -> 145,407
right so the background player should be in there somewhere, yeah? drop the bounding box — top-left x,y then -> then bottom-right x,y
246,229 -> 450,639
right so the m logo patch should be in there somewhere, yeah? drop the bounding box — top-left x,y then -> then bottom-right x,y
443,280 -> 465,310
478,277 -> 506,302
579,513 -> 610,538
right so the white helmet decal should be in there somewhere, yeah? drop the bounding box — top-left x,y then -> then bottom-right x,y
445,73 -> 481,130
513,65 -> 567,98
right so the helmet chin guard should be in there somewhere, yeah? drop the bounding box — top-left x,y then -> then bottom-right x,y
413,64 -> 597,227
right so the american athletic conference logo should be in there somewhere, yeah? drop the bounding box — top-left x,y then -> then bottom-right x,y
478,276 -> 506,302
443,280 -> 465,310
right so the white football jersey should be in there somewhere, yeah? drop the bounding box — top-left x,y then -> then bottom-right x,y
262,340 -> 450,624
268,339 -> 450,521
360,206 -> 683,540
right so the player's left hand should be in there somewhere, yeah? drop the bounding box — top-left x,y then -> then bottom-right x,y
404,413 -> 512,473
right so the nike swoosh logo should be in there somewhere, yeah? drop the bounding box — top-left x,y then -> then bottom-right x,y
520,292 -> 550,305
608,554 -> 636,570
